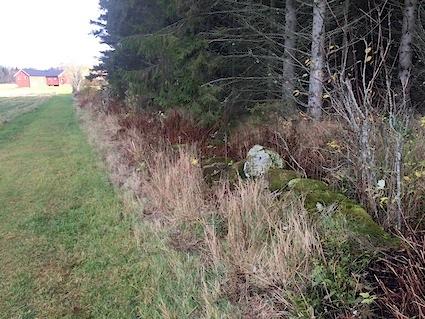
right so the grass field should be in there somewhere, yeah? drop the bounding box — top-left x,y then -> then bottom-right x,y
0,83 -> 72,97
0,96 -> 203,318
0,96 -> 49,124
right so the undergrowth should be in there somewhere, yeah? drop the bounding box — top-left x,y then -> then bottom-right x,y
76,88 -> 424,318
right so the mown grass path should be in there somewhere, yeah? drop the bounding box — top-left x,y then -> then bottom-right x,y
0,96 -> 48,125
0,96 -> 146,318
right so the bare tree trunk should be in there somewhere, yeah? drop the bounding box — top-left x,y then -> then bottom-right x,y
399,0 -> 418,107
268,0 -> 277,100
359,120 -> 379,217
308,0 -> 326,120
341,0 -> 350,77
282,0 -> 297,109
393,133 -> 403,229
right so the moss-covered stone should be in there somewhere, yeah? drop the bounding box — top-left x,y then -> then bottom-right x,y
288,178 -> 329,193
202,157 -> 232,184
225,160 -> 245,183
201,156 -> 250,186
287,178 -> 398,248
267,168 -> 300,192
339,201 -> 396,246
202,157 -> 233,167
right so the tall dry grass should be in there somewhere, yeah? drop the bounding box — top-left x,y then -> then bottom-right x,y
372,231 -> 425,318
203,180 -> 323,317
143,146 -> 207,223
76,105 -> 144,201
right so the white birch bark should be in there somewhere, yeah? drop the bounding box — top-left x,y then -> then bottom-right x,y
399,0 -> 418,106
282,0 -> 297,108
308,0 -> 326,120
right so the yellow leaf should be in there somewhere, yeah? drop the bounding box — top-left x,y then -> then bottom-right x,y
327,140 -> 341,151
379,197 -> 388,208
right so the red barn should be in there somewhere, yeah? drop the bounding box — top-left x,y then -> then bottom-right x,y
14,69 -> 67,88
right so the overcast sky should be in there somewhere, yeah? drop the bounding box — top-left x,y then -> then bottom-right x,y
0,0 -> 105,69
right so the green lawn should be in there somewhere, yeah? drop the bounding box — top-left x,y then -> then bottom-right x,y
0,96 -> 202,318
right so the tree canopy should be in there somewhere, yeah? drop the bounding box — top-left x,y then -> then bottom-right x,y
93,0 -> 425,123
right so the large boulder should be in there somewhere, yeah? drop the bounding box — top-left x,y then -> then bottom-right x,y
244,145 -> 284,178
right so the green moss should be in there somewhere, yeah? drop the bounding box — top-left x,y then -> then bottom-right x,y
288,178 -> 329,193
303,190 -> 348,212
267,168 -> 300,192
339,202 -> 399,247
287,178 -> 398,249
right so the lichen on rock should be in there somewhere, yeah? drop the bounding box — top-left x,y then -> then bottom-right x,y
243,145 -> 284,178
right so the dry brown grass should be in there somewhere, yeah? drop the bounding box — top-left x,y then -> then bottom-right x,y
143,147 -> 207,223
75,95 -> 363,317
371,231 -> 425,318
203,180 -> 322,317
76,104 -> 145,213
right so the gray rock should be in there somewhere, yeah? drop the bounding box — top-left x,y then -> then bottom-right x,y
243,145 -> 284,178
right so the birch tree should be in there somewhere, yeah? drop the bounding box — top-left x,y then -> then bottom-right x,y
282,0 -> 297,108
399,0 -> 418,107
308,0 -> 326,120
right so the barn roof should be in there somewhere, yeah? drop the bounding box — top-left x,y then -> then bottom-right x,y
19,68 -> 64,77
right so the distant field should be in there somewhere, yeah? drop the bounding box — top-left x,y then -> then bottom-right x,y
0,96 -> 48,124
0,83 -> 72,97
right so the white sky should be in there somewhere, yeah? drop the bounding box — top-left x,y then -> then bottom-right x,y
0,0 -> 105,69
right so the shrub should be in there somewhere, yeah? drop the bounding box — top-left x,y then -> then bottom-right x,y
77,88 -> 424,318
